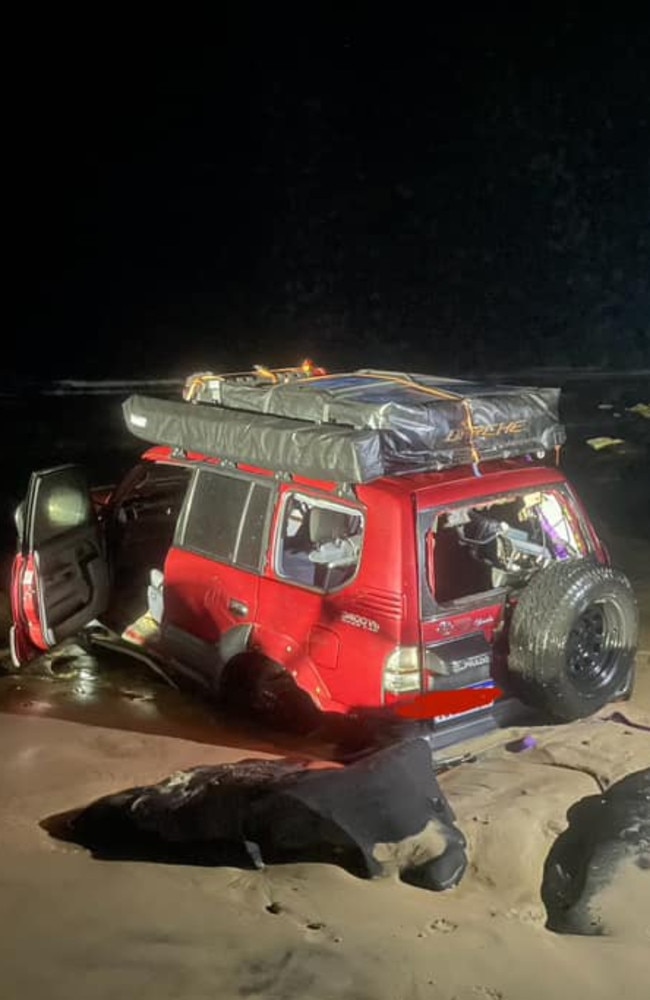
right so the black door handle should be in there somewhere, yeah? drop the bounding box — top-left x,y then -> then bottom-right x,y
229,598 -> 249,618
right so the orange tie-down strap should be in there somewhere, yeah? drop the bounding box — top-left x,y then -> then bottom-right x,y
298,371 -> 481,466
184,359 -> 325,399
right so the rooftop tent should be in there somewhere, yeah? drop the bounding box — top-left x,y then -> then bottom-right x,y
123,369 -> 565,484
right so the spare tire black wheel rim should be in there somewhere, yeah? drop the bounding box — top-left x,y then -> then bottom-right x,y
565,602 -> 621,693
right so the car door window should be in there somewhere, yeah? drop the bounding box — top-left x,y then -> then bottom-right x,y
236,482 -> 274,571
277,493 -> 364,591
181,470 -> 272,571
29,467 -> 94,548
116,463 -> 192,523
110,460 -> 192,568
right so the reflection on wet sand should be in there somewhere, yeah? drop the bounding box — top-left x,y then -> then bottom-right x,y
0,641 -> 331,759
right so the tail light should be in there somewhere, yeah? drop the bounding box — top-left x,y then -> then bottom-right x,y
383,646 -> 421,696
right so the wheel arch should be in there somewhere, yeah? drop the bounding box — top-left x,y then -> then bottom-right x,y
241,625 -> 333,710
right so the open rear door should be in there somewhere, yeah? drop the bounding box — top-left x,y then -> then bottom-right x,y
10,465 -> 109,663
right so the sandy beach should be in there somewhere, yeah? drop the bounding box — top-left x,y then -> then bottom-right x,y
0,696 -> 648,1000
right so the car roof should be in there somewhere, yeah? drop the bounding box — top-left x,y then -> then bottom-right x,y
142,446 -> 567,506
388,462 -> 568,509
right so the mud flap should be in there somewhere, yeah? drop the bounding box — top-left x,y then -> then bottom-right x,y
219,624 -> 253,668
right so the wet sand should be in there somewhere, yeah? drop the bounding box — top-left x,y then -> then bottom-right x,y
0,641 -> 339,762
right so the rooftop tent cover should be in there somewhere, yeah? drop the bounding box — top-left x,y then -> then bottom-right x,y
123,369 -> 566,483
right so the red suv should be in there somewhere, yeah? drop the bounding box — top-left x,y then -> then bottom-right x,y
10,364 -> 638,742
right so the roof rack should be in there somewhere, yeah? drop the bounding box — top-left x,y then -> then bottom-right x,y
183,359 -> 326,403
123,364 -> 565,484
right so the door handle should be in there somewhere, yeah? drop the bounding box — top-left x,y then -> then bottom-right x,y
229,598 -> 249,618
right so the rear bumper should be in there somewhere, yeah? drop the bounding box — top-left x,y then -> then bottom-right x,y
424,696 -> 539,753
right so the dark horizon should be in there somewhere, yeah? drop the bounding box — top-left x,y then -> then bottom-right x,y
9,9 -> 650,379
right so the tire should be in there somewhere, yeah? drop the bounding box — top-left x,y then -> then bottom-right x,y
508,559 -> 638,722
221,654 -> 320,735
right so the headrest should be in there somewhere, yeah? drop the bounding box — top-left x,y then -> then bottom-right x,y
309,507 -> 350,544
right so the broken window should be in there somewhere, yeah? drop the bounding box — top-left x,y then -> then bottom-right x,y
428,490 -> 588,605
277,493 -> 364,591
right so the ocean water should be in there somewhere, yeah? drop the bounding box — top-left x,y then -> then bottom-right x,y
0,377 -> 184,399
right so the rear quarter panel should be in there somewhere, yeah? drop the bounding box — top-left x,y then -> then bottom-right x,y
252,483 -> 418,712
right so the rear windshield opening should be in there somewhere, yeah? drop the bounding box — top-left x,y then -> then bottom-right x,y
430,490 -> 588,605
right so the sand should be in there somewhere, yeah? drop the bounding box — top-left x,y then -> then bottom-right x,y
0,682 -> 648,1000
0,546 -> 649,999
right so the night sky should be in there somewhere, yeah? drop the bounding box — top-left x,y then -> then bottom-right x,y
10,9 -> 650,380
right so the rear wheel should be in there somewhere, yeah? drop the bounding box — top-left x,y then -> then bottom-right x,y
508,560 -> 638,721
221,654 -> 320,734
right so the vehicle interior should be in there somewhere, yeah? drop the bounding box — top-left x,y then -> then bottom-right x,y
431,490 -> 587,604
279,495 -> 363,591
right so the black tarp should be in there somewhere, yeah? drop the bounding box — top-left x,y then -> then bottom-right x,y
542,766 -> 650,935
123,369 -> 565,482
190,370 -> 562,435
49,739 -> 467,891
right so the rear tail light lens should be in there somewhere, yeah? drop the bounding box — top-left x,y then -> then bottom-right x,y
383,646 -> 421,695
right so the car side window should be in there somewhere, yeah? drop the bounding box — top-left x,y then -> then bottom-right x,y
109,462 -> 193,581
236,482 -> 274,571
180,470 -> 272,570
28,467 -> 94,549
277,493 -> 364,591
116,463 -> 192,524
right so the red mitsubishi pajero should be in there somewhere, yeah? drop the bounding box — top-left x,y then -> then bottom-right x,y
10,364 -> 638,742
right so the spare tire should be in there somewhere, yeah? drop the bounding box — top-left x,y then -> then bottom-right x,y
508,559 -> 638,721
